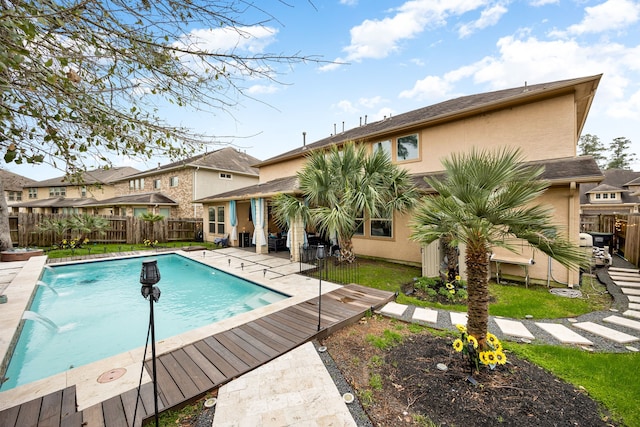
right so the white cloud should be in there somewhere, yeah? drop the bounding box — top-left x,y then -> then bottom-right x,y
359,96 -> 385,109
458,3 -> 509,38
340,0 -> 489,63
335,99 -> 358,114
173,26 -> 278,54
608,88 -> 640,119
340,0 -> 358,5
529,0 -> 558,6
555,0 -> 640,36
399,75 -> 455,100
246,84 -> 279,95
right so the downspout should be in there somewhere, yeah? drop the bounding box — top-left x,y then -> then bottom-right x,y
193,167 -> 199,217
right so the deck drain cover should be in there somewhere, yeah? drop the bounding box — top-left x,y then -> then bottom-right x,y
97,368 -> 127,383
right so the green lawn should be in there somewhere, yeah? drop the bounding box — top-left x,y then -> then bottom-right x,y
506,343 -> 640,426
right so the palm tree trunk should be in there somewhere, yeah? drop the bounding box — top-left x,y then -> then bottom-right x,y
339,238 -> 356,263
465,241 -> 490,349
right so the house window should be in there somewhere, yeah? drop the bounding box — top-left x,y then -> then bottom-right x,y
49,187 -> 66,197
370,211 -> 392,238
153,179 -> 161,189
595,194 -> 601,200
219,173 -> 232,180
129,180 -> 134,190
610,193 -> 616,199
159,208 -> 170,218
373,140 -> 392,159
129,179 -> 144,190
28,188 -> 37,199
396,134 -> 419,161
208,206 -> 225,234
134,208 -> 148,217
603,193 -> 609,199
8,191 -> 21,201
354,211 -> 364,236
170,176 -> 179,187
81,186 -> 87,198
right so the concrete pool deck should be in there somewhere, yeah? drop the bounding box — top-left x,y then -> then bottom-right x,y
0,248 -> 347,415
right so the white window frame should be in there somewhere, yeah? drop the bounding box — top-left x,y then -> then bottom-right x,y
153,179 -> 161,190
170,176 -> 179,187
219,173 -> 232,180
28,188 -> 37,199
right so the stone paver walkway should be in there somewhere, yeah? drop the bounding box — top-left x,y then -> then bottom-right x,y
377,264 -> 640,353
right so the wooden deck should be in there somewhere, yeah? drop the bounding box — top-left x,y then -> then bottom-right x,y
0,284 -> 394,427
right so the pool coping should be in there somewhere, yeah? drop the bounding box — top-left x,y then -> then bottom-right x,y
0,248 -> 338,412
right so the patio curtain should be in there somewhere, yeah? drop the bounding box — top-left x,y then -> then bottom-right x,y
229,200 -> 237,242
251,198 -> 267,247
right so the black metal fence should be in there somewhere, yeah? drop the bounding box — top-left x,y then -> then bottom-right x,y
299,244 -> 359,285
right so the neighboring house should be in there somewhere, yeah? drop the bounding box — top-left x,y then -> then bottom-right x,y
198,75 -> 604,287
0,169 -> 36,213
12,167 -> 139,214
580,169 -> 640,255
94,147 -> 261,218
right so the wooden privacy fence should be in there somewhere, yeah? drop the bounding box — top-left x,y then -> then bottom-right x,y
9,214 -> 203,247
624,214 -> 640,266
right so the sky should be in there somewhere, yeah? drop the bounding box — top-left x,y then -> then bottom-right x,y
6,0 -> 640,180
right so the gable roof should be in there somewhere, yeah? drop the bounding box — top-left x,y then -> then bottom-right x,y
122,147 -> 260,179
0,169 -> 36,191
12,197 -> 99,208
194,176 -> 299,203
580,169 -> 640,205
82,192 -> 178,207
257,74 -> 601,168
31,167 -> 140,188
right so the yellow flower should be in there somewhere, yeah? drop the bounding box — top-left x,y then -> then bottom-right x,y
495,350 -> 507,365
449,289 -> 455,294
486,332 -> 497,342
455,275 -> 461,281
485,351 -> 497,365
479,351 -> 490,365
467,335 -> 478,349
493,341 -> 503,352
446,283 -> 454,289
452,339 -> 464,352
456,324 -> 467,333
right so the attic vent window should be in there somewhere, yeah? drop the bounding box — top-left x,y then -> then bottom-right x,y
219,173 -> 232,180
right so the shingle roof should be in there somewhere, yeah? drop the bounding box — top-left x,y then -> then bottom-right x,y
257,74 -> 601,167
580,169 -> 640,205
13,197 -> 98,208
197,156 -> 602,202
31,167 -> 140,187
122,147 -> 260,179
194,176 -> 299,202
82,192 -> 178,206
0,169 -> 37,191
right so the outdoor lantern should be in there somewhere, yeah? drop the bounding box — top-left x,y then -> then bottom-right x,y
139,259 -> 161,426
316,245 -> 325,331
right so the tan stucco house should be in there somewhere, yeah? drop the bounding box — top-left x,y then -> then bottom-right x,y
0,170 -> 36,213
197,75 -> 605,287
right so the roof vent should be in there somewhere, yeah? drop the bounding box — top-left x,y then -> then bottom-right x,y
523,81 -> 528,93
302,131 -> 306,146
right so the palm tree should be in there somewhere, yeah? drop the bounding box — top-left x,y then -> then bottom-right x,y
410,147 -> 587,348
68,213 -> 110,243
272,142 -> 419,262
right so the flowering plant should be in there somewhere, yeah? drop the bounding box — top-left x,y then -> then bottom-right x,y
57,237 -> 89,249
143,239 -> 159,247
452,324 -> 506,374
414,275 -> 467,302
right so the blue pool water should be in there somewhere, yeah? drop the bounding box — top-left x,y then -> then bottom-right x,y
1,254 -> 288,390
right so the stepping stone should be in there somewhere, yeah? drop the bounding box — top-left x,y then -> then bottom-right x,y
379,302 -> 408,317
535,323 -> 593,345
603,315 -> 640,332
629,303 -> 640,311
623,310 -> 640,320
494,318 -> 535,340
412,307 -> 438,324
610,274 -> 640,282
573,322 -> 638,343
621,288 -> 640,296
628,295 -> 640,303
612,280 -> 640,288
609,267 -> 640,274
449,312 -> 468,327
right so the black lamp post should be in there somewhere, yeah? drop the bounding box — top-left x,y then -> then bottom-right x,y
140,259 -> 161,427
316,245 -> 325,331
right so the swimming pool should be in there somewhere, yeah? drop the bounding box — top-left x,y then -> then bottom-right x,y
1,254 -> 288,390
